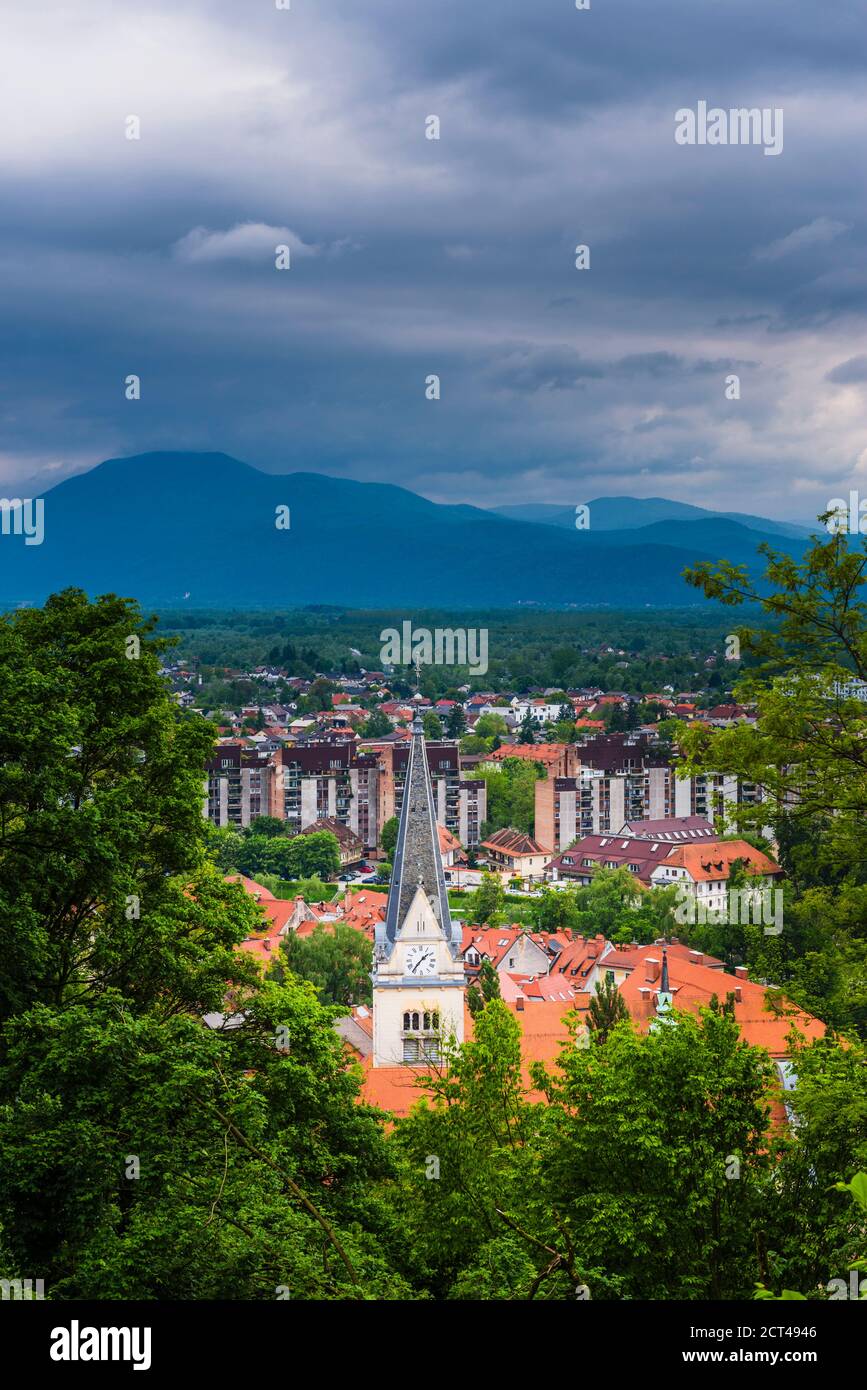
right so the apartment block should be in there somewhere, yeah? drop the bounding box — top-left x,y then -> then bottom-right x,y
535,734 -> 767,852
205,737 -> 485,849
373,740 -> 486,847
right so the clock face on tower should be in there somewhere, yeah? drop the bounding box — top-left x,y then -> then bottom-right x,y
405,943 -> 437,977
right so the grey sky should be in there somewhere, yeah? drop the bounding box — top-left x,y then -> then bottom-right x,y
0,0 -> 865,519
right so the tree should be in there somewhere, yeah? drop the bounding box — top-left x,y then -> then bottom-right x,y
361,709 -> 392,738
447,705 -> 466,738
0,590 -> 411,1300
519,710 -> 537,743
532,1008 -> 777,1299
423,711 -> 443,740
307,678 -> 335,712
569,868 -> 679,946
680,525 -> 867,1033
587,975 -> 629,1042
0,589 -> 259,1022
247,815 -> 286,839
474,713 -> 508,740
291,830 -> 342,881
276,924 -> 373,1006
477,758 -> 543,836
467,958 -> 502,1016
465,872 -> 506,925
380,816 -> 399,859
681,524 -> 867,876
533,885 -> 581,933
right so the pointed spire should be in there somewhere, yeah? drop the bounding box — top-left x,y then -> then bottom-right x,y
379,719 -> 456,954
660,946 -> 670,996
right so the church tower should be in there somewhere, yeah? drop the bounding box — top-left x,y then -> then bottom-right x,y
372,715 -> 466,1066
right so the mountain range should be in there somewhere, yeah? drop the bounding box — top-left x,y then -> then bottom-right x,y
0,451 -> 819,610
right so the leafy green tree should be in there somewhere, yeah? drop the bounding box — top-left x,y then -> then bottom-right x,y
447,704 -> 466,738
291,830 -> 342,881
0,590 -> 410,1300
569,869 -> 678,946
361,709 -> 392,738
681,524 -> 867,877
474,713 -> 508,739
467,958 -> 502,1016
533,885 -> 581,933
246,815 -> 287,839
518,710 -> 537,743
388,1001 -> 544,1299
380,816 -> 399,859
275,924 -> 373,1006
680,525 -> 867,1032
532,1008 -> 776,1299
587,975 -> 629,1042
0,589 -> 258,1021
759,1033 -> 867,1296
465,872 -> 506,925
423,711 -> 444,740
477,758 -> 543,836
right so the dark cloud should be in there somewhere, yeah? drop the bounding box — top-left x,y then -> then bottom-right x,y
0,0 -> 865,521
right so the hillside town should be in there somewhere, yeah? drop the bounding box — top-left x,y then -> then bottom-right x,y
205,679 -> 824,1122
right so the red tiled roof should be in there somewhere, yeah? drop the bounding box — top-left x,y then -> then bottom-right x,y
481,827 -> 550,857
659,841 -> 781,883
225,874 -> 276,902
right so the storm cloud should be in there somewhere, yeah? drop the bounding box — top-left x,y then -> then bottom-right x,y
0,0 -> 865,520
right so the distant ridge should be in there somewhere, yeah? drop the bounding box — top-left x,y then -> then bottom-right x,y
491,497 -> 815,539
0,451 -> 809,610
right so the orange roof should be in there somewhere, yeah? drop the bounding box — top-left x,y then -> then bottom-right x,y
257,900 -> 295,934
481,827 -> 550,858
437,824 -> 462,854
225,874 -> 276,902
619,953 -> 825,1057
660,841 -> 781,882
489,743 -> 569,765
340,888 -> 388,941
238,933 -> 280,968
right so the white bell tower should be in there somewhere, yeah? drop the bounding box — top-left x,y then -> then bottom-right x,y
372,717 -> 465,1066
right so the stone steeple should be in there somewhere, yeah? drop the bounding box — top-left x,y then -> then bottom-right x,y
377,715 -> 461,959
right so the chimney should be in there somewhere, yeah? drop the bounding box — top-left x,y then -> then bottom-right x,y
734,966 -> 748,979
689,950 -> 703,965
263,939 -> 271,951
645,956 -> 661,984
734,985 -> 742,1002
516,998 -> 525,1012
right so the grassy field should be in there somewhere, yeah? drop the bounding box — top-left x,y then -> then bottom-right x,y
447,891 -> 539,926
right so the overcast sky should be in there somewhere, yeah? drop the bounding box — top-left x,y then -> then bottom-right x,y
1,0 -> 865,519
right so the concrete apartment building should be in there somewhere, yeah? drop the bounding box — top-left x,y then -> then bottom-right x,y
535,733 -> 769,852
372,740 -> 486,848
205,738 -> 486,851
